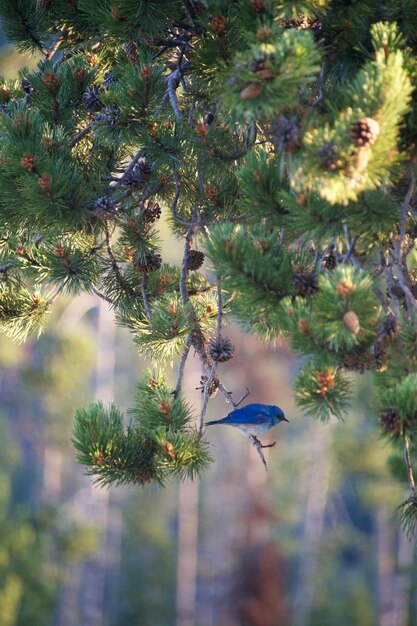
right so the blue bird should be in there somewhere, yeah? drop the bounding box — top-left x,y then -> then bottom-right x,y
205,403 -> 288,448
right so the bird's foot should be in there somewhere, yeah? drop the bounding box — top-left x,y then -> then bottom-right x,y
251,436 -> 276,449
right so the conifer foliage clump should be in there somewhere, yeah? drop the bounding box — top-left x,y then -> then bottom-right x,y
1,0 -> 417,525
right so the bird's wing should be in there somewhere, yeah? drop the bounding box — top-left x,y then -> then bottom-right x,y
223,405 -> 270,424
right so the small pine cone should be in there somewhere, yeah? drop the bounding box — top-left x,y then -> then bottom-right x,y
143,201 -> 161,223
316,368 -> 335,398
342,352 -> 378,373
92,451 -> 106,464
204,185 -> 218,201
42,71 -> 59,92
21,78 -> 33,96
86,53 -> 99,67
20,154 -> 35,172
343,310 -> 360,334
103,72 -> 117,90
82,85 -> 102,112
36,0 -> 51,9
40,135 -> 54,151
38,175 -> 52,192
208,336 -> 235,362
257,27 -> 273,41
135,469 -> 154,485
317,142 -> 341,171
133,251 -> 162,273
124,41 -> 139,64
350,117 -> 380,147
0,86 -> 11,102
198,375 -> 219,398
94,196 -> 118,220
270,115 -> 300,153
250,0 -> 264,12
293,270 -> 319,297
380,409 -> 403,436
323,249 -> 337,270
211,15 -> 228,35
0,102 -> 11,116
94,104 -> 120,127
240,82 -> 263,100
186,250 -> 205,271
122,162 -> 152,190
336,279 -> 355,297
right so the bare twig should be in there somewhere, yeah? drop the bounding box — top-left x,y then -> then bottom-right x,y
399,172 -> 416,254
216,276 -> 223,339
174,334 -> 193,398
179,226 -> 195,305
141,275 -> 153,323
313,63 -> 326,106
182,0 -> 203,33
404,435 -> 416,493
0,260 -> 14,274
199,363 -> 217,437
91,285 -> 113,305
46,30 -> 67,60
216,382 -> 250,409
168,72 -> 182,121
104,223 -> 137,299
249,435 -> 276,471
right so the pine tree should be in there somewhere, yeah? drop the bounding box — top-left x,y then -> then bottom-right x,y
1,0 -> 417,529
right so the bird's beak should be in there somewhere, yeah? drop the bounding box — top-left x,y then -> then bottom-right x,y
283,417 -> 289,422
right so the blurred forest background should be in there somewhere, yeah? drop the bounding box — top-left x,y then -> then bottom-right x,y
0,40 -> 416,626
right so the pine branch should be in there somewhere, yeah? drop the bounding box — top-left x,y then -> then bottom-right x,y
68,124 -> 92,149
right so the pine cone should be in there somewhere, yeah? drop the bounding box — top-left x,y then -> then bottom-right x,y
343,310 -> 360,334
21,79 -> 33,96
316,368 -> 335,398
342,351 -> 382,373
133,251 -> 162,273
143,201 -> 161,223
124,41 -> 139,64
103,72 -> 117,90
270,116 -> 300,152
0,103 -> 11,116
198,375 -> 219,397
211,15 -> 228,35
323,248 -> 337,270
186,250 -> 205,271
240,83 -> 263,100
94,104 -> 120,126
380,409 -> 403,436
82,85 -> 102,112
250,0 -> 264,12
350,117 -> 380,147
94,196 -> 118,220
208,336 -> 235,362
20,154 -> 35,172
317,142 -> 340,170
122,162 -> 152,190
204,185 -> 217,200
36,0 -> 52,9
293,270 -> 319,297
